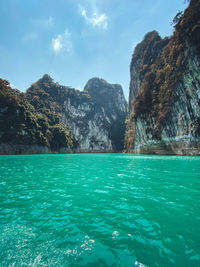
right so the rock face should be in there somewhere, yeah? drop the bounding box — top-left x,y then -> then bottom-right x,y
62,78 -> 127,152
128,31 -> 169,114
125,0 -> 200,155
0,75 -> 127,154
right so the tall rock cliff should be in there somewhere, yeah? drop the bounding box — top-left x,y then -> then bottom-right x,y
63,77 -> 127,152
125,0 -> 200,155
128,31 -> 169,114
0,75 -> 127,154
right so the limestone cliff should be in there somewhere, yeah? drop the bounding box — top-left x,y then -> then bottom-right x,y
62,78 -> 127,152
0,75 -> 127,154
128,31 -> 169,114
125,0 -> 200,155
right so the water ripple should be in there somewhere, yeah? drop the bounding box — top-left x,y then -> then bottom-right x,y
0,153 -> 200,266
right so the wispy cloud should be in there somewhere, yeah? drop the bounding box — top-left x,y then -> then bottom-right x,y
33,16 -> 54,29
51,29 -> 73,54
80,6 -> 108,30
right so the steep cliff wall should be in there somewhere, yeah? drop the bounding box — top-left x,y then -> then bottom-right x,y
128,31 -> 169,114
125,0 -> 200,155
62,78 -> 127,152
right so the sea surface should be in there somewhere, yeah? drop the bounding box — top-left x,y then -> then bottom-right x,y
0,153 -> 200,266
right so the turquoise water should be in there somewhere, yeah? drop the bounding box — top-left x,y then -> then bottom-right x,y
0,154 -> 200,266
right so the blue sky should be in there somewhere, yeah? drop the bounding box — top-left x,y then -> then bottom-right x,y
0,0 -> 188,99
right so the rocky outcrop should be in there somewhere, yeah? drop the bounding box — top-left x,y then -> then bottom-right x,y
62,78 -> 127,152
0,75 -> 127,154
125,0 -> 200,155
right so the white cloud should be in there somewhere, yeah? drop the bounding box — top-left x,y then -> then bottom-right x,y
92,13 -> 107,27
52,36 -> 62,53
82,9 -> 86,16
52,29 -> 73,54
80,7 -> 108,30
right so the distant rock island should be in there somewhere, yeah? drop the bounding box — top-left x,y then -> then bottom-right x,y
0,75 -> 127,154
125,0 -> 200,155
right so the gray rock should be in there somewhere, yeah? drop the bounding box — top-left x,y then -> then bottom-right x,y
125,0 -> 200,155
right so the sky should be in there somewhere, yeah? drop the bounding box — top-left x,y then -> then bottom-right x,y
0,0 -> 188,99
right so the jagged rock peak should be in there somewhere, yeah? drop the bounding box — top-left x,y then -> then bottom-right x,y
37,74 -> 54,84
83,77 -> 127,113
84,77 -> 108,90
144,30 -> 160,40
84,77 -> 126,104
84,77 -> 123,93
32,74 -> 54,86
84,77 -> 108,89
131,31 -> 168,63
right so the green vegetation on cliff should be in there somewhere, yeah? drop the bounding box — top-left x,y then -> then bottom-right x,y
125,0 -> 200,153
0,77 -> 74,152
133,0 -> 200,122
